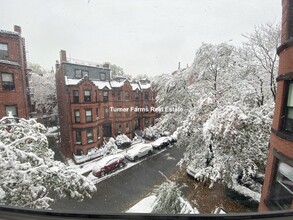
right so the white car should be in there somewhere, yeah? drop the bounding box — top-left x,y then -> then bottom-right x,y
150,137 -> 170,149
125,143 -> 153,161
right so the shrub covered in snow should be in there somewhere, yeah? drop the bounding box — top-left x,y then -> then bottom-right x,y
152,180 -> 197,214
0,116 -> 96,209
103,137 -> 118,155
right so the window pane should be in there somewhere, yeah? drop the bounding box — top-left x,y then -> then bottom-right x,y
5,106 -> 17,117
278,162 -> 293,182
84,90 -> 90,96
287,83 -> 293,107
75,111 -> 80,116
287,108 -> 293,119
2,73 -> 13,81
0,43 -> 8,50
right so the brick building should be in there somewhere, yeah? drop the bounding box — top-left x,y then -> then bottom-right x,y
0,25 -> 30,119
56,50 -> 157,157
259,0 -> 293,211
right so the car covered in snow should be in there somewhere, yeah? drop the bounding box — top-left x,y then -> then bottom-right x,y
150,136 -> 170,149
92,154 -> 126,177
125,143 -> 153,161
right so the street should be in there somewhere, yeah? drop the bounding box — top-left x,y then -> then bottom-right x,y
51,143 -> 185,213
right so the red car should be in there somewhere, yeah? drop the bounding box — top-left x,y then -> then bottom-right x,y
92,154 -> 126,177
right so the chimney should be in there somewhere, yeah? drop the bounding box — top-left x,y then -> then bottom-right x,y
103,63 -> 110,69
178,62 -> 181,70
60,50 -> 67,63
14,25 -> 21,34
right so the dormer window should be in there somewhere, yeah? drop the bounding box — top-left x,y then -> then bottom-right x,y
100,73 -> 106,81
75,69 -> 82,78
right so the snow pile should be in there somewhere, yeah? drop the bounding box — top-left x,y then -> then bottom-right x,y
126,195 -> 198,214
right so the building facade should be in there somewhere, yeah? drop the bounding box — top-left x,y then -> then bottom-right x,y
259,0 -> 293,211
56,50 -> 157,157
0,25 -> 30,119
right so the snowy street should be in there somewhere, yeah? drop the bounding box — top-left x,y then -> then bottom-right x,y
50,143 -> 184,213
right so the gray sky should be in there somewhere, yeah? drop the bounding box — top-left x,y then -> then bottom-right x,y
1,0 -> 281,76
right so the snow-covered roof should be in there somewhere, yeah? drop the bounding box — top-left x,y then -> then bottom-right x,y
130,83 -> 140,91
65,76 -> 83,85
110,80 -> 125,88
92,80 -> 112,89
66,58 -> 106,69
139,82 -> 151,90
0,59 -> 20,66
0,30 -> 20,36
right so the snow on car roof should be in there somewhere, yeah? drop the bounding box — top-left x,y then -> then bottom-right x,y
127,143 -> 152,154
93,154 -> 124,169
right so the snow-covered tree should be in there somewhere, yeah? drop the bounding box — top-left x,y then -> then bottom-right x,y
153,24 -> 280,201
29,63 -> 57,115
242,23 -> 280,101
152,181 -> 182,214
0,116 -> 96,209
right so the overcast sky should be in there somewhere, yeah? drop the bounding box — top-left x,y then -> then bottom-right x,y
1,0 -> 281,76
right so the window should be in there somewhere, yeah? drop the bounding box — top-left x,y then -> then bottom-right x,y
86,129 -> 93,143
125,91 -> 129,101
75,69 -> 82,78
135,118 -> 139,129
96,108 -> 99,119
100,73 -> 106,80
5,105 -> 18,117
117,123 -> 122,134
84,90 -> 91,103
126,122 -> 130,133
82,70 -> 88,77
75,130 -> 82,145
284,82 -> 293,132
103,90 -> 109,101
104,107 -> 109,118
145,118 -> 149,128
117,91 -> 122,101
0,43 -> 8,57
74,110 -> 80,123
2,73 -> 14,90
135,90 -> 139,100
103,122 -> 112,137
268,161 -> 293,210
144,92 -> 149,100
85,109 -> 92,122
73,90 -> 79,103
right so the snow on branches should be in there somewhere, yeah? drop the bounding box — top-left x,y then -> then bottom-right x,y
0,116 -> 96,209
154,23 -> 279,201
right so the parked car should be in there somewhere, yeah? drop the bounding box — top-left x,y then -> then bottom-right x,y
150,137 -> 170,149
125,143 -> 153,161
115,140 -> 131,149
92,154 -> 126,177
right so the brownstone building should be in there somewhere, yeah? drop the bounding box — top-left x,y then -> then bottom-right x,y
56,50 -> 157,157
259,0 -> 293,211
0,25 -> 30,119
